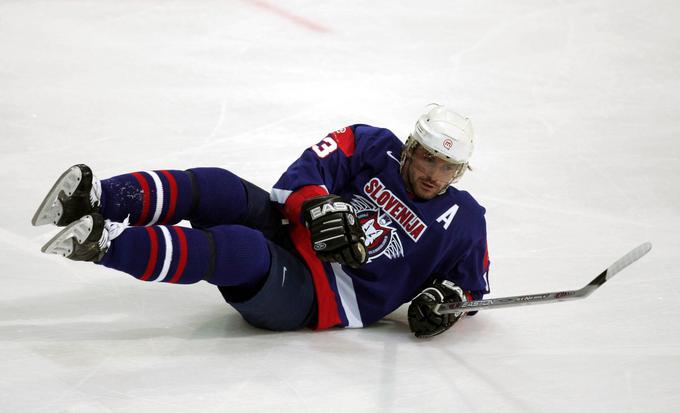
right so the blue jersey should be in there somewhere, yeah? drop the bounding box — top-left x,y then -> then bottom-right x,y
271,125 -> 490,329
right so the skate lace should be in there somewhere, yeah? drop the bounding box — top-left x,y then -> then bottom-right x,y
90,174 -> 102,208
98,215 -> 130,250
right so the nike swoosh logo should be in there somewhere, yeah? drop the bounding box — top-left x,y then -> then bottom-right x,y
282,266 -> 287,286
386,151 -> 400,163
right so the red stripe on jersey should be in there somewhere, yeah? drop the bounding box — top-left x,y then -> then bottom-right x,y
289,224 -> 342,330
168,227 -> 188,284
483,241 -> 490,271
140,226 -> 159,281
283,185 -> 341,330
159,170 -> 178,224
131,172 -> 151,225
330,127 -> 356,157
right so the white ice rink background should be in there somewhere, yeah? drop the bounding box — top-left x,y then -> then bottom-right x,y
1,0 -> 679,411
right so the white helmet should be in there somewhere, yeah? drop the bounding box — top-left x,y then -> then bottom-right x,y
401,104 -> 475,185
411,104 -> 474,163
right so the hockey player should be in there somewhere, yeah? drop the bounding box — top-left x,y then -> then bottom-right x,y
32,104 -> 490,338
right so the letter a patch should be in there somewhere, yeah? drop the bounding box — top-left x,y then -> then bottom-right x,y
436,204 -> 459,230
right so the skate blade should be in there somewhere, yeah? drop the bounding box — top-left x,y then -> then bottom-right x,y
41,215 -> 94,257
31,165 -> 83,226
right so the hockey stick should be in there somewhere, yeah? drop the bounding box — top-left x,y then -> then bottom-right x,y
434,242 -> 652,315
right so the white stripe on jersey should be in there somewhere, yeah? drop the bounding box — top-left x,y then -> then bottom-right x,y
270,188 -> 292,204
331,263 -> 363,328
145,170 -> 164,226
156,226 -> 173,282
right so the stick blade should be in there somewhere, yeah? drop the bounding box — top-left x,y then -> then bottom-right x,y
607,242 -> 652,278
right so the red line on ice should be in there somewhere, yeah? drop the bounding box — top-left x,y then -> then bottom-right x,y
246,0 -> 330,33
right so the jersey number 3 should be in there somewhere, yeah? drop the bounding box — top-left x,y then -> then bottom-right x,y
312,137 -> 338,158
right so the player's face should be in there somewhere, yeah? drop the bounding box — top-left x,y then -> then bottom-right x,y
405,146 -> 463,199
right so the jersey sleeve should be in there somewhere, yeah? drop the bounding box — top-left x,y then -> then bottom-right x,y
270,124 -> 381,224
456,236 -> 491,301
442,214 -> 491,305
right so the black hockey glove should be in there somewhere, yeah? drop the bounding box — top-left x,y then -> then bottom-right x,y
408,280 -> 467,339
302,194 -> 368,269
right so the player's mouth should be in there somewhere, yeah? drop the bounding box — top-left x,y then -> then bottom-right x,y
418,179 -> 439,194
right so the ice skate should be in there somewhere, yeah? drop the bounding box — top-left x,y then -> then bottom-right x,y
31,164 -> 101,226
41,213 -> 112,262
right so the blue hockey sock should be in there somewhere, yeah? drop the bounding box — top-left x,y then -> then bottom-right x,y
209,225 -> 271,287
99,167 -> 248,227
186,167 -> 248,227
99,224 -> 270,287
100,170 -> 194,226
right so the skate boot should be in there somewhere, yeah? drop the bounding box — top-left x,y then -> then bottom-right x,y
32,164 -> 101,226
41,213 -> 114,262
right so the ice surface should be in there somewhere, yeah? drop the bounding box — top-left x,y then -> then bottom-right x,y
1,0 -> 679,412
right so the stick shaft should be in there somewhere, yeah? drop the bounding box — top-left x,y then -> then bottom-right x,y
434,242 -> 652,314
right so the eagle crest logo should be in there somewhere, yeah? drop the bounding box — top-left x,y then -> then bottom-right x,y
351,195 -> 404,262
